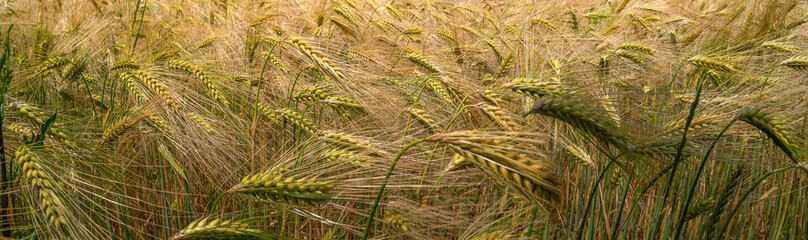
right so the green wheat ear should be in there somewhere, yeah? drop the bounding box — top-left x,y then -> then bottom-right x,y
737,107 -> 804,163
526,95 -> 630,152
15,145 -> 67,228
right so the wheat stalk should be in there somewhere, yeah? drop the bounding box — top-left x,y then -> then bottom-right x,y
679,29 -> 703,45
333,6 -> 358,26
188,112 -> 215,134
408,53 -> 441,73
294,84 -> 332,101
322,95 -> 364,115
7,122 -> 34,136
259,52 -> 289,73
615,50 -> 644,64
434,30 -> 457,44
269,108 -> 318,135
618,43 -> 655,55
496,53 -> 514,76
318,130 -> 388,156
444,152 -> 472,172
14,105 -> 78,149
37,56 -> 69,74
484,40 -> 502,61
470,230 -> 513,240
683,198 -> 715,221
121,72 -> 146,102
665,115 -> 719,134
531,17 -> 559,34
102,116 -> 140,145
761,42 -> 800,53
288,38 -> 348,89
384,4 -> 402,20
144,114 -> 171,133
323,148 -> 369,167
479,103 -> 519,131
195,36 -> 217,50
111,58 -> 139,71
384,214 -> 413,231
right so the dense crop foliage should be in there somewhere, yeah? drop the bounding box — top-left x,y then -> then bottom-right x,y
1,0 -> 808,239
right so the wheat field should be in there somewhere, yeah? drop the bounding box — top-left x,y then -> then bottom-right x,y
0,0 -> 807,239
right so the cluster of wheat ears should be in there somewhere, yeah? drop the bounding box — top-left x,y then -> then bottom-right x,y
1,0 -> 808,239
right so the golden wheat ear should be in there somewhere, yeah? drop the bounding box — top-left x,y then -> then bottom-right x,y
427,131 -> 561,205
170,217 -> 272,240
228,168 -> 336,205
781,56 -> 808,71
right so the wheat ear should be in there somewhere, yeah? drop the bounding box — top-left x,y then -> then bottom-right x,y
737,107 -> 802,162
781,56 -> 808,71
15,145 -> 67,228
229,168 -> 335,204
428,131 -> 561,205
526,95 -> 629,151
166,60 -> 230,106
171,217 -> 267,240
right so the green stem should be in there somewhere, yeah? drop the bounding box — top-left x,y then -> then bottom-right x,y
665,61 -> 689,105
656,74 -> 705,239
622,162 -> 673,237
361,138 -> 426,240
286,68 -> 306,108
610,173 -> 633,240
527,205 -> 540,238
250,40 -> 281,172
130,0 -> 147,55
756,63 -> 780,102
575,151 -> 625,240
419,98 -> 475,201
715,165 -> 796,239
207,192 -> 229,215
673,117 -> 738,240
0,24 -> 12,239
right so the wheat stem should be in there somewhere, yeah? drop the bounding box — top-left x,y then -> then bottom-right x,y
656,76 -> 705,240
361,138 -> 425,240
715,165 -> 796,239
673,117 -> 738,240
575,151 -> 625,240
251,40 -> 281,173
